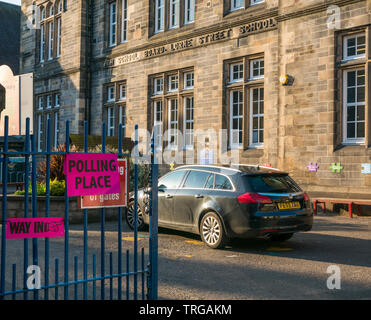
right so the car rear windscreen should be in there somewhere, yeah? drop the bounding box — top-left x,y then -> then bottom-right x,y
245,174 -> 302,194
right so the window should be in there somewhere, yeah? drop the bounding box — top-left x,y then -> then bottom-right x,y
184,0 -> 195,24
168,98 -> 178,148
38,3 -> 62,62
153,0 -> 195,35
230,90 -> 243,148
250,59 -> 264,79
38,114 -> 43,152
55,93 -> 60,107
56,17 -> 61,57
250,87 -> 264,146
337,30 -> 367,146
159,170 -> 186,189
229,0 -> 264,13
119,106 -> 126,137
230,63 -> 243,82
183,96 -> 194,149
343,33 -> 366,60
54,112 -> 59,148
343,69 -> 365,144
36,91 -> 61,151
169,0 -> 179,29
104,82 -> 127,137
46,95 -> 52,109
108,0 -> 130,47
57,1 -> 62,13
107,107 -> 115,137
225,56 -> 264,149
40,7 -> 45,21
48,21 -> 54,60
155,0 -> 165,33
231,0 -> 244,11
107,86 -> 115,102
246,174 -> 301,193
182,170 -> 211,188
38,96 -> 43,110
154,100 -> 163,149
121,0 -> 128,43
150,69 -> 194,149
168,75 -> 178,92
119,84 -> 126,100
204,174 -> 214,189
251,0 -> 264,5
184,72 -> 194,89
109,2 -> 117,47
215,174 -> 233,190
40,24 -> 45,62
154,78 -> 163,95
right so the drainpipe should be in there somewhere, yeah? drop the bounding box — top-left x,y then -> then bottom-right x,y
85,0 -> 93,134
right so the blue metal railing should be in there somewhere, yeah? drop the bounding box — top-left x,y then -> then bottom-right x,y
0,116 -> 158,300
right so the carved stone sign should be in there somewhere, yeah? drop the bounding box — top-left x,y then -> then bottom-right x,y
239,17 -> 277,35
104,17 -> 277,68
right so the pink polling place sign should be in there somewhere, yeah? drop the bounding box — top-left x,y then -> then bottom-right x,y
6,218 -> 64,239
64,153 -> 121,197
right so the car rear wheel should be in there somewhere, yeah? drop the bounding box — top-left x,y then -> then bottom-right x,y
200,212 -> 226,249
269,233 -> 294,242
126,200 -> 146,231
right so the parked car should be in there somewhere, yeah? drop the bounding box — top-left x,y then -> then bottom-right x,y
126,165 -> 313,249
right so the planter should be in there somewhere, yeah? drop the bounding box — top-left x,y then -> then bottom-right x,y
0,195 -> 125,224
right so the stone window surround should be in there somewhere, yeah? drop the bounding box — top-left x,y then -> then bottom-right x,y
335,27 -> 370,149
103,81 -> 127,138
35,91 -> 61,151
224,54 -> 264,151
149,68 -> 194,151
149,0 -> 195,37
37,1 -> 62,64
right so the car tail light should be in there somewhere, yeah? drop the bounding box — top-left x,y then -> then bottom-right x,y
303,192 -> 310,201
237,192 -> 273,204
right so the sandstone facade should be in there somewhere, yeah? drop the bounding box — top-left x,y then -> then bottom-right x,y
20,0 -> 371,198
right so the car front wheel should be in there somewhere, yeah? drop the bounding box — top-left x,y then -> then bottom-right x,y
126,200 -> 146,231
200,212 -> 226,249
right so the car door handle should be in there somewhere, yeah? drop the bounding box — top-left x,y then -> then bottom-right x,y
165,194 -> 173,199
194,194 -> 204,199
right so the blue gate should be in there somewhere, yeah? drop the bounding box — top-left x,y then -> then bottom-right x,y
0,116 -> 158,300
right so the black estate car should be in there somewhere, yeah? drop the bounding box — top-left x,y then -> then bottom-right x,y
126,165 -> 313,249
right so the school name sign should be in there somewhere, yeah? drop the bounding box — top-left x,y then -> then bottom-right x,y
64,153 -> 121,197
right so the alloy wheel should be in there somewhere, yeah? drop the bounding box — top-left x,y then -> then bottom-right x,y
202,215 -> 222,247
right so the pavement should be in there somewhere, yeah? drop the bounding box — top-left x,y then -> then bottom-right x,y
0,213 -> 370,300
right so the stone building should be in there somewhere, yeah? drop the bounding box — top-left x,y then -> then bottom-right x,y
20,0 -> 371,199
0,2 -> 21,75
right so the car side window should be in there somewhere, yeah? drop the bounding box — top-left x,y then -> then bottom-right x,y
215,174 -> 233,190
204,173 -> 214,189
182,170 -> 211,189
158,170 -> 186,190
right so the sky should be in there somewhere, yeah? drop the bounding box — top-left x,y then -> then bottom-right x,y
0,0 -> 21,6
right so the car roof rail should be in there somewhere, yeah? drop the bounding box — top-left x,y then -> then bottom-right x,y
230,163 -> 282,172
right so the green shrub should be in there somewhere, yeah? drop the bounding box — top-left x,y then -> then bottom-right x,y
13,179 -> 65,196
50,179 -> 65,196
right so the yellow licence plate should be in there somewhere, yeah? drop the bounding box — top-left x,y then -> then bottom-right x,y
277,201 -> 301,210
